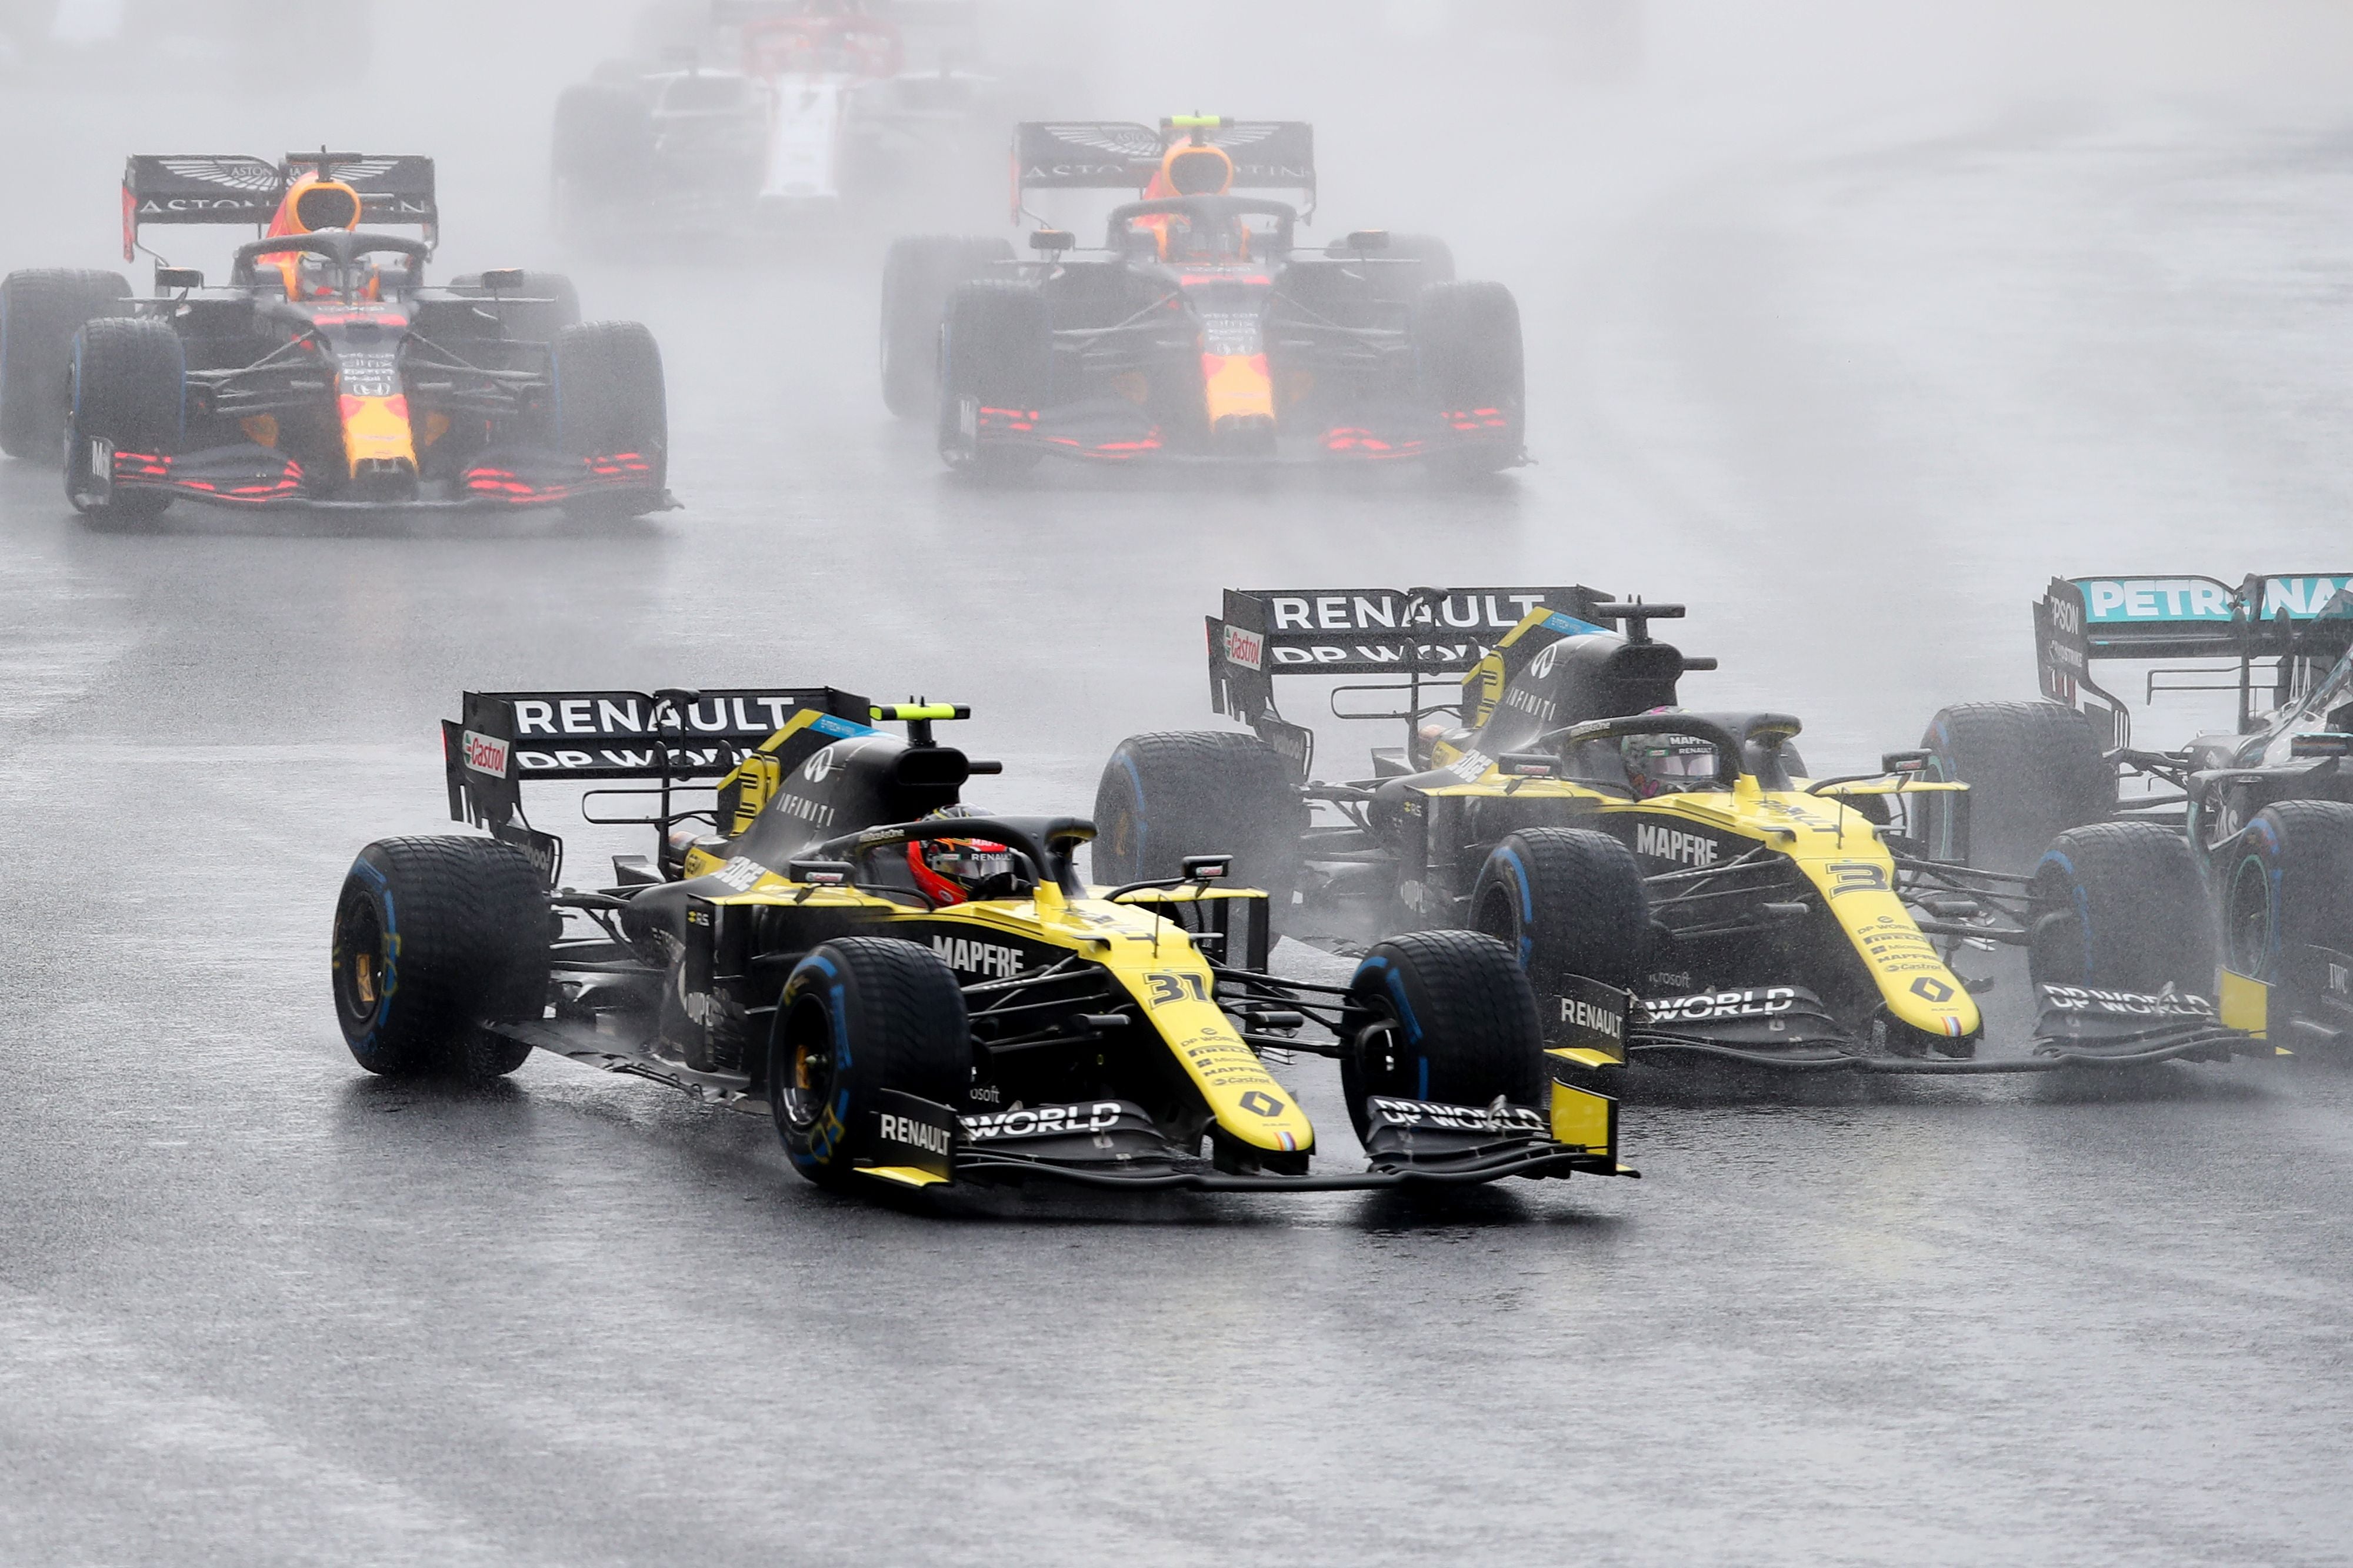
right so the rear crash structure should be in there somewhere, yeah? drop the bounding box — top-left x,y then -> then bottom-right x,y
329,688 -> 1631,1199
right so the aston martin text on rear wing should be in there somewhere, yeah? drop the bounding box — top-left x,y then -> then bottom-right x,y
1012,120 -> 1316,206
1207,585 -> 1610,720
441,686 -> 875,836
121,152 -> 438,261
2035,572 -> 2353,706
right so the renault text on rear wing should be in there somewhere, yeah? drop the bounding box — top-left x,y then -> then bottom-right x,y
442,686 -> 875,835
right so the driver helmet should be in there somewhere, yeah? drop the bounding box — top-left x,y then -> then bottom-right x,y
1621,708 -> 1718,798
905,806 -> 1017,908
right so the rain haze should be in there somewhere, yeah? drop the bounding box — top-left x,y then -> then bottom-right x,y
1,1 -> 2350,1563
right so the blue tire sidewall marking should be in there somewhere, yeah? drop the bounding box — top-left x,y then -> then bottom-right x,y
2035,848 -> 2095,980
1498,846 -> 1534,968
343,859 -> 396,1058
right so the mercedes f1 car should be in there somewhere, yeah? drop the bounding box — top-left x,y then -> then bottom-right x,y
1917,569 -> 2353,1056
552,1 -> 1010,239
0,152 -> 671,519
1094,587 -> 2272,1075
879,116 -> 1522,472
328,687 -> 1629,1197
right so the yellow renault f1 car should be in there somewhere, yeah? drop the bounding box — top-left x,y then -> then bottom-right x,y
328,685 -> 1628,1195
0,152 -> 669,520
1096,586 -> 2269,1074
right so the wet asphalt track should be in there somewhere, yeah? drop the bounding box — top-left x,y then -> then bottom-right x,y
5,11 -> 2353,1563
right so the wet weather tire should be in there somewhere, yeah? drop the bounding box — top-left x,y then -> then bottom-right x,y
881,235 -> 1012,417
770,938 -> 972,1190
1,268 -> 130,462
64,317 -> 182,521
936,279 -> 1048,475
1092,731 -> 1305,914
1342,930 -> 1545,1143
2218,800 -> 2353,1016
2028,820 -> 2214,996
331,836 -> 552,1079
1469,828 -> 1652,992
552,320 -> 668,516
1414,279 -> 1524,473
1919,700 -> 2111,873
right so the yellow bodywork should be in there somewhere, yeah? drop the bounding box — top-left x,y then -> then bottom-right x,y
676,848 -> 1317,1158
338,392 -> 416,478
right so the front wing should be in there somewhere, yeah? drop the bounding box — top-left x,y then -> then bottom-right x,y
956,395 -> 1518,466
95,439 -> 674,513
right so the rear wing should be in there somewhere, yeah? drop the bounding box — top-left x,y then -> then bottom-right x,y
444,687 -> 874,870
1209,586 -> 1616,772
1011,119 -> 1315,221
122,152 -> 438,262
2036,573 -> 2353,740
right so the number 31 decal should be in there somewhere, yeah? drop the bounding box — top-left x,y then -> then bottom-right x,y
1146,972 -> 1211,1005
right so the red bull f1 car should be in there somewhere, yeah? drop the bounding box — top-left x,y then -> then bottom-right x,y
879,116 -> 1523,472
0,152 -> 671,519
1094,587 -> 2271,1077
1918,569 -> 2353,1059
328,687 -> 1629,1198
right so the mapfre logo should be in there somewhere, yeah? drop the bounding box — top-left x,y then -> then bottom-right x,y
1222,623 -> 1264,670
461,729 -> 509,778
1635,822 -> 1717,867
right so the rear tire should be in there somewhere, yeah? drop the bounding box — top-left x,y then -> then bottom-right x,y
331,836 -> 551,1080
2028,821 -> 2214,996
552,320 -> 668,518
771,938 -> 972,1190
2,269 -> 131,462
64,317 -> 182,521
1093,731 -> 1305,914
881,235 -> 1013,417
1920,700 -> 2111,873
1342,930 -> 1544,1143
448,271 -> 582,346
2218,800 -> 2353,1015
936,279 -> 1048,476
1414,279 -> 1524,473
1469,828 -> 1651,991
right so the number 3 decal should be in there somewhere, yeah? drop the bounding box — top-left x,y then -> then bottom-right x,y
1146,972 -> 1211,1005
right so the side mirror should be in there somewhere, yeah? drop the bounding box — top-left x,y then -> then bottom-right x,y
154,266 -> 202,292
1341,229 -> 1391,252
2289,732 -> 2353,759
1028,228 -> 1075,253
479,268 -> 526,292
1181,854 -> 1232,882
1498,752 -> 1562,778
1880,749 -> 1934,775
786,859 -> 855,886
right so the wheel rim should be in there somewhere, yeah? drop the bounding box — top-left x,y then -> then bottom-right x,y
778,996 -> 836,1133
333,895 -> 386,1025
2224,854 -> 2275,979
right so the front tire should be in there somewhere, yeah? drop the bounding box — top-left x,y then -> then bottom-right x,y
770,938 -> 972,1190
881,235 -> 1013,417
552,319 -> 668,518
2028,821 -> 2214,996
1092,730 -> 1304,912
64,316 -> 182,521
2218,800 -> 2353,1016
1,268 -> 131,462
1469,828 -> 1651,991
1414,278 -> 1524,473
1919,700 -> 2111,873
331,836 -> 552,1079
1342,930 -> 1545,1143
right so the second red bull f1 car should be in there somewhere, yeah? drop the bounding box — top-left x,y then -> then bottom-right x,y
881,116 -> 1523,472
0,152 -> 672,519
328,688 -> 1630,1198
